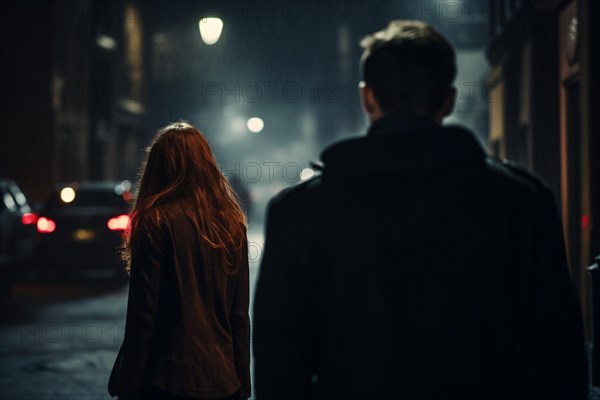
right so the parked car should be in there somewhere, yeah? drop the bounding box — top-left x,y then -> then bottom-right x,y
0,179 -> 37,296
34,181 -> 132,280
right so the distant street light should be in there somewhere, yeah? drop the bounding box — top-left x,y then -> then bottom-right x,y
96,34 -> 117,50
247,117 -> 264,133
199,17 -> 223,45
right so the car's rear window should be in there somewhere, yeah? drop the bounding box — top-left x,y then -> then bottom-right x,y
45,188 -> 129,209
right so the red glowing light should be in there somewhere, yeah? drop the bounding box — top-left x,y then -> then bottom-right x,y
582,214 -> 590,230
22,212 -> 38,225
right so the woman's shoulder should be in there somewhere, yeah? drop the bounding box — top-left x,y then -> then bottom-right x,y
146,197 -> 199,232
158,197 -> 195,219
134,207 -> 166,236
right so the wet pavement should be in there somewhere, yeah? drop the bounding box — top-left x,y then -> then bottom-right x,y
0,280 -> 129,400
0,228 -> 263,400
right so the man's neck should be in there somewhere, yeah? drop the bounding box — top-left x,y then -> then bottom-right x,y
367,112 -> 441,137
369,111 -> 441,125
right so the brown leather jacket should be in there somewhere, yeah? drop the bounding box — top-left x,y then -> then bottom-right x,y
108,198 -> 251,399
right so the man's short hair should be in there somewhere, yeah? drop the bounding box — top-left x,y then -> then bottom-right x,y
360,20 -> 457,115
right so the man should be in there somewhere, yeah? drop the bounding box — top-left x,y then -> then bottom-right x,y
253,20 -> 588,400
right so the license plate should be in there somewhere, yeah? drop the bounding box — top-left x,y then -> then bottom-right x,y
72,229 -> 96,241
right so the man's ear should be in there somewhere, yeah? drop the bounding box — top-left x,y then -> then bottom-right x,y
359,81 -> 371,113
438,86 -> 456,120
359,81 -> 381,120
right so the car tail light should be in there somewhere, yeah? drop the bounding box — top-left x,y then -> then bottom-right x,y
37,217 -> 56,233
22,212 -> 38,225
107,214 -> 129,231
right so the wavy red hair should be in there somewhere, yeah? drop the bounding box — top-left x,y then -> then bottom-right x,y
121,121 -> 247,275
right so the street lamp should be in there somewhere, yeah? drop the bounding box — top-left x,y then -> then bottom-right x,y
199,17 -> 223,45
247,117 -> 264,133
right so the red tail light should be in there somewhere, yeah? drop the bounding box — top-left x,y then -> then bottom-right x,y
107,214 -> 129,231
22,212 -> 38,225
37,217 -> 56,233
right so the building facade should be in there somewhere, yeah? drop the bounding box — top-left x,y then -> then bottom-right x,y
1,0 -> 150,203
486,0 -> 599,350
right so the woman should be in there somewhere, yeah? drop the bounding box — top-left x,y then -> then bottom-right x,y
108,121 -> 250,400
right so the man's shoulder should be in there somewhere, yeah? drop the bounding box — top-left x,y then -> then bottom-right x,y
268,176 -> 324,212
484,156 -> 553,198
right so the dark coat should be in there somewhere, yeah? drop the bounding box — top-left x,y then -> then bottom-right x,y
108,198 -> 251,399
253,113 -> 588,400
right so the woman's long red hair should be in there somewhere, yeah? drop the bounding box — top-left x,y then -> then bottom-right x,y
121,121 -> 247,275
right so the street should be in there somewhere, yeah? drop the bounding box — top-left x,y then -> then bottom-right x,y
0,228 -> 263,400
2,0 -> 597,398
